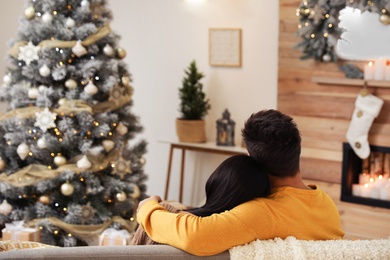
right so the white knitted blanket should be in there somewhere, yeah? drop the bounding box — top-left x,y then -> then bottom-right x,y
229,236 -> 390,260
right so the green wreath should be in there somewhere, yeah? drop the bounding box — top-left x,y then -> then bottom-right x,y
294,0 -> 390,62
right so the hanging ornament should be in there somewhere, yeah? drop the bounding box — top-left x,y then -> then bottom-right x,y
58,98 -> 66,106
102,140 -> 115,152
39,64 -> 51,77
3,73 -> 12,86
0,200 -> 12,216
129,184 -> 141,199
65,79 -> 78,89
116,47 -> 126,59
322,53 -> 331,62
111,157 -> 131,179
121,76 -> 130,86
17,143 -> 30,160
61,182 -> 74,196
24,6 -> 35,19
38,195 -> 50,205
72,40 -> 87,57
116,122 -> 128,135
18,41 -> 40,66
103,44 -> 114,57
0,158 -> 6,171
77,155 -> 92,169
65,17 -> 76,28
28,87 -> 39,99
84,80 -> 98,95
54,155 -> 67,166
37,137 -> 47,149
81,0 -> 90,8
35,108 -> 57,133
140,156 -> 146,166
81,202 -> 96,224
116,191 -> 127,202
42,12 -> 53,24
109,85 -> 125,104
380,14 -> 390,25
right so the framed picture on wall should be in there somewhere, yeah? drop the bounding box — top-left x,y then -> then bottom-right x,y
209,28 -> 242,67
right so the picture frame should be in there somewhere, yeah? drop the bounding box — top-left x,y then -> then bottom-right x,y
209,28 -> 242,67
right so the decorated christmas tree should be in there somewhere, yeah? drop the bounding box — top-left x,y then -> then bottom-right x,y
0,0 -> 148,246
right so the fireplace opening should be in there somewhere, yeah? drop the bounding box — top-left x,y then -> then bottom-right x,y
341,142 -> 390,209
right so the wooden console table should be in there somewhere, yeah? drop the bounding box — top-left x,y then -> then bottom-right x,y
160,140 -> 248,203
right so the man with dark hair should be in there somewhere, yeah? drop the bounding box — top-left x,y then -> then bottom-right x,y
136,109 -> 344,256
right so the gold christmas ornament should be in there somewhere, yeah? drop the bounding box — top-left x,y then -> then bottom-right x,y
129,184 -> 140,199
139,157 -> 146,166
111,157 -> 131,179
0,158 -> 6,171
116,191 -> 127,202
24,6 -> 35,19
65,79 -> 78,89
54,155 -> 67,166
121,76 -> 130,86
380,14 -> 390,25
102,140 -> 115,152
115,122 -> 128,135
61,182 -> 74,196
116,47 -> 126,59
38,195 -> 51,205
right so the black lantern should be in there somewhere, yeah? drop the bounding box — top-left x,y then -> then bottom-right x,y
216,109 -> 235,146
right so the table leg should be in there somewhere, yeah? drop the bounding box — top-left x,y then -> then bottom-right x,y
179,148 -> 186,203
164,145 -> 174,201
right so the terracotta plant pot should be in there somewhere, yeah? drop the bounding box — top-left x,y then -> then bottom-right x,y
176,119 -> 206,143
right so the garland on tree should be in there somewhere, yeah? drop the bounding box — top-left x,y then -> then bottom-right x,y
294,0 -> 390,62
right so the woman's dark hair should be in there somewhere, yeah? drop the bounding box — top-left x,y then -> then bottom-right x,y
186,155 -> 270,217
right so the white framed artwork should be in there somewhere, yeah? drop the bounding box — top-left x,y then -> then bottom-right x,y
209,28 -> 242,67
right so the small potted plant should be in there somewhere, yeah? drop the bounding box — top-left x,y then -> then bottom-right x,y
176,60 -> 211,143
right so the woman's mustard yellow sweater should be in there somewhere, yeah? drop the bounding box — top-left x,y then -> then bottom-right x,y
137,185 -> 345,256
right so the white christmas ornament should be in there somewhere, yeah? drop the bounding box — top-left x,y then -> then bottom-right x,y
61,183 -> 74,196
72,40 -> 87,57
116,191 -> 127,202
102,140 -> 115,152
3,73 -> 11,86
65,17 -> 76,28
116,122 -> 128,135
38,85 -> 47,92
17,143 -> 30,160
35,107 -> 57,133
18,41 -> 40,66
103,44 -> 114,57
28,88 -> 39,99
121,76 -> 130,86
84,80 -> 98,95
54,155 -> 67,166
0,158 -> 6,171
37,137 -> 47,149
0,200 -> 12,216
65,79 -> 78,89
39,64 -> 51,77
77,155 -> 92,169
346,92 -> 384,159
24,6 -> 35,19
42,12 -> 53,24
81,0 -> 90,8
58,98 -> 66,106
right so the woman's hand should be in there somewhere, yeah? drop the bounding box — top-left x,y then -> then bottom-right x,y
137,195 -> 162,212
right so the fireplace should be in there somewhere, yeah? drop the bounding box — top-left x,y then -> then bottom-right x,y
341,143 -> 390,209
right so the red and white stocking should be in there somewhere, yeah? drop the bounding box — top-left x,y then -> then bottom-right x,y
346,93 -> 384,159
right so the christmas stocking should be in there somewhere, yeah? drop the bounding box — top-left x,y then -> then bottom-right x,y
346,92 -> 384,159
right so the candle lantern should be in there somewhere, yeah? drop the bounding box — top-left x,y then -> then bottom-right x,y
216,109 -> 235,146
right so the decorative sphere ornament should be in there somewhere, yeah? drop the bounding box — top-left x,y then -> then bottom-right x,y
103,44 -> 114,57
58,98 -> 66,106
0,158 -> 5,171
42,12 -> 53,24
38,195 -> 50,205
65,79 -> 78,89
28,88 -> 39,99
116,122 -> 128,135
61,182 -> 74,196
121,76 -> 130,86
0,200 -> 12,216
77,155 -> 92,169
116,47 -> 126,59
140,157 -> 146,166
24,6 -> 35,19
81,0 -> 90,8
322,54 -> 331,62
54,155 -> 67,166
37,137 -> 47,149
39,64 -> 51,77
3,73 -> 11,85
72,40 -> 88,57
17,142 -> 30,160
84,80 -> 98,95
130,184 -> 141,199
102,140 -> 115,152
380,14 -> 390,25
116,191 -> 127,202
65,17 -> 76,28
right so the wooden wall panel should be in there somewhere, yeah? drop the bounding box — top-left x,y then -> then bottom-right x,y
279,0 -> 390,238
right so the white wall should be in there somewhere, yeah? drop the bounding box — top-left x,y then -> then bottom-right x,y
0,0 -> 279,206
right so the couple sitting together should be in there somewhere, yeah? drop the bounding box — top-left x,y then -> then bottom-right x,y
132,109 -> 345,256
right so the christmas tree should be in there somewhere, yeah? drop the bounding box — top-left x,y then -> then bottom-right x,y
0,0 -> 148,247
